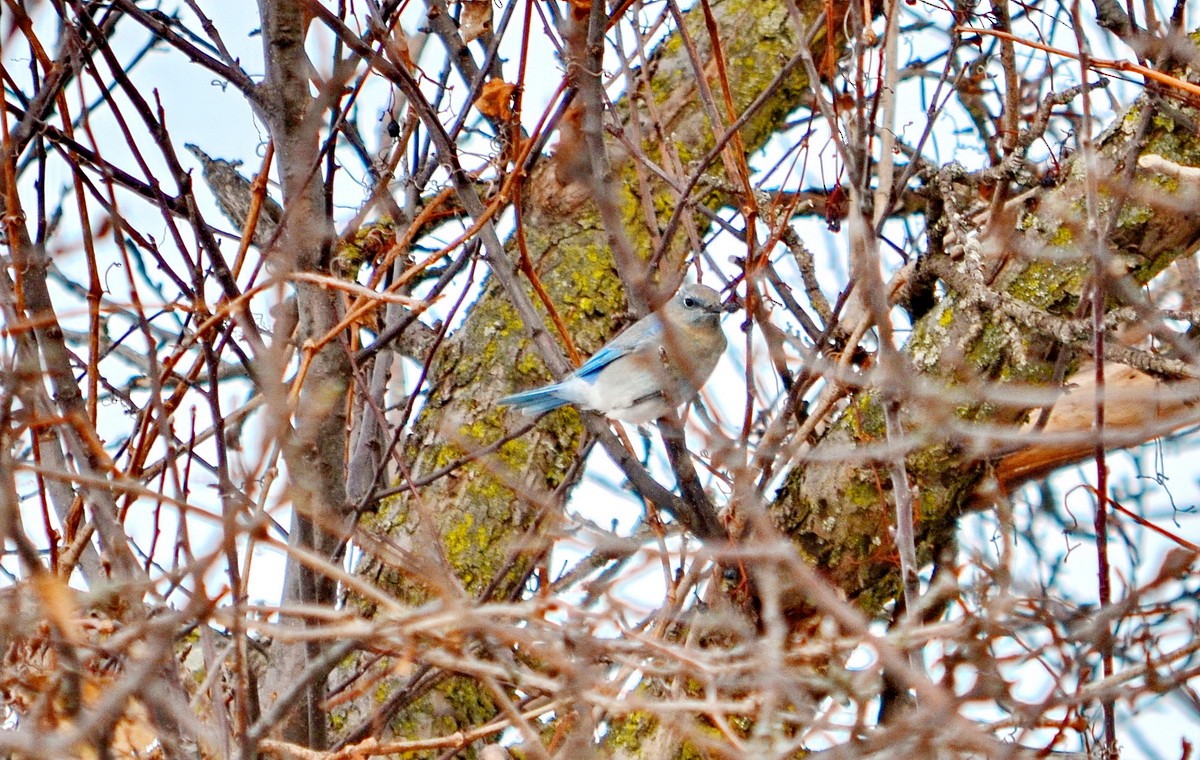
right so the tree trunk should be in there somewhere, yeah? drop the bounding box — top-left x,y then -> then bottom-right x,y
256,0 -> 349,748
775,92 -> 1200,619
337,0 -> 821,746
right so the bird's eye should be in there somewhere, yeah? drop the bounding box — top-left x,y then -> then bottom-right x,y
683,297 -> 698,308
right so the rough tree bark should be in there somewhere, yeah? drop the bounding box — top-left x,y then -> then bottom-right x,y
776,91 -> 1200,619
337,0 -> 821,744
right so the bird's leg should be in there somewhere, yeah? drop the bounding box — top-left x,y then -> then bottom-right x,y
637,425 -> 653,466
656,345 -> 672,374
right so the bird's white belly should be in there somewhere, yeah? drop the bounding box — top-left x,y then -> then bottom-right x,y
562,349 -> 715,423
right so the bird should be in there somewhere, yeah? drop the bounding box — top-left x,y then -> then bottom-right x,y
499,283 -> 732,423
185,144 -> 282,248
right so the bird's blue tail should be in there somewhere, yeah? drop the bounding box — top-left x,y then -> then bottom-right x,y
498,385 -> 569,415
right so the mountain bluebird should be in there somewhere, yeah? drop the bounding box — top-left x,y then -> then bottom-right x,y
500,283 -> 731,423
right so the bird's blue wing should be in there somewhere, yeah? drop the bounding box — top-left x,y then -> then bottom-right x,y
574,315 -> 663,381
574,344 -> 625,380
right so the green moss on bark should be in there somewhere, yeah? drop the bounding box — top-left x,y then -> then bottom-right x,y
336,0 -> 817,751
774,79 -> 1200,622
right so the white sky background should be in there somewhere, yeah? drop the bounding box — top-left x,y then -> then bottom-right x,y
4,0 -> 1200,755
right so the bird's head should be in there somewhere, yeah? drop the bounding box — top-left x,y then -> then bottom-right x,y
668,283 -> 731,327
